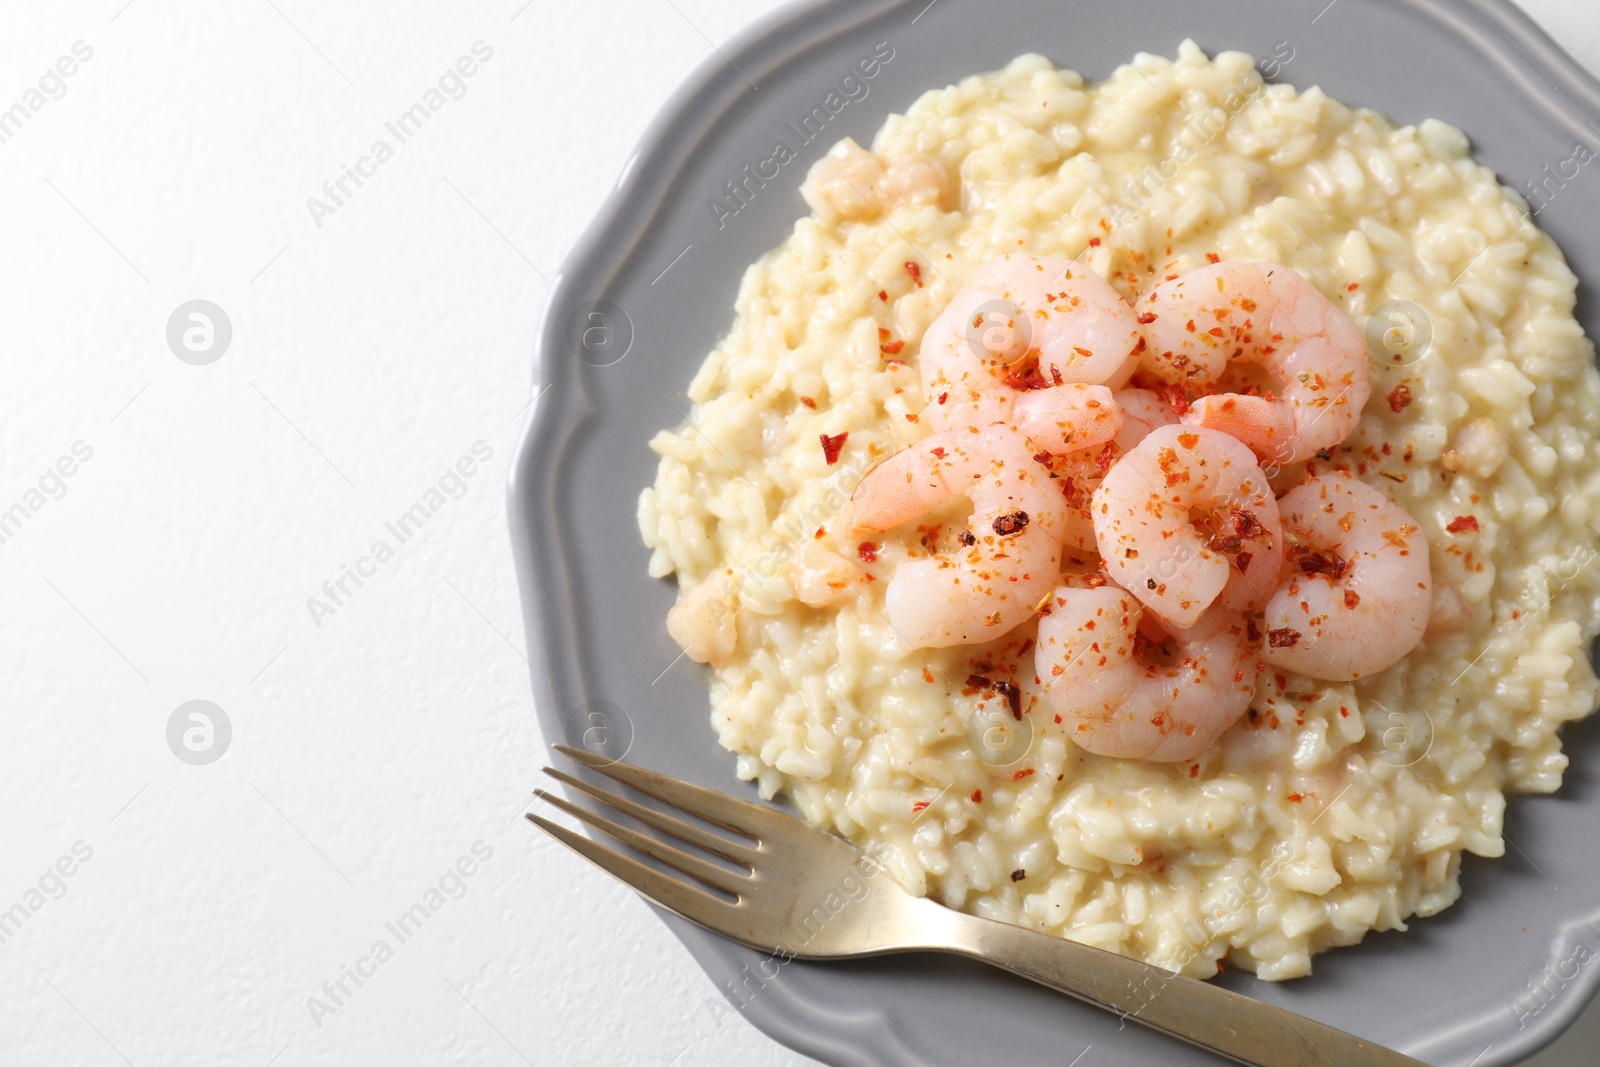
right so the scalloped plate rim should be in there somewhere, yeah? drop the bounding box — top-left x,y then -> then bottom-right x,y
508,1 -> 1600,1063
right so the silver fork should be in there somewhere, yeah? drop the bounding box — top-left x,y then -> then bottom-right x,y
530,745 -> 1425,1067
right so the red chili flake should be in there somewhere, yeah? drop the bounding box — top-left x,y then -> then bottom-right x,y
958,530 -> 977,547
937,391 -> 949,405
1205,252 -> 1220,263
1347,282 -> 1360,291
1232,509 -> 1262,539
992,510 -> 1030,536
1162,383 -> 1190,416
880,339 -> 905,356
905,261 -> 923,287
919,526 -> 942,553
1093,441 -> 1118,472
904,412 -> 918,422
799,396 -> 816,409
878,289 -> 888,301
971,789 -> 983,803
1274,673 -> 1288,691
1446,515 -> 1480,534
1005,359 -> 1050,391
1387,383 -> 1413,413
1137,311 -> 1157,325
1189,764 -> 1200,778
1013,768 -> 1035,781
1054,713 -> 1063,724
966,673 -> 1022,720
1177,432 -> 1200,449
1235,551 -> 1253,574
857,541 -> 879,563
1344,588 -> 1361,609
1088,237 -> 1102,247
1287,793 -> 1304,803
814,527 -> 826,539
995,680 -> 1023,720
820,432 -> 847,465
1298,549 -> 1350,579
1268,627 -> 1302,648
1010,868 -> 1027,882
1208,530 -> 1243,554
912,801 -> 929,813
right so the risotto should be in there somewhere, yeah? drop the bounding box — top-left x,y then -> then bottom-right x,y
636,42 -> 1600,979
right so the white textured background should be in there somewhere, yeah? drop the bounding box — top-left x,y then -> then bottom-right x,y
1,1 -> 1598,1065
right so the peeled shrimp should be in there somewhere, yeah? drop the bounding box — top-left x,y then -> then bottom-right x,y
1092,425 -> 1283,628
1036,584 -> 1258,762
921,254 -> 1141,452
850,424 -> 1067,647
789,543 -> 866,608
1262,474 -> 1431,681
666,576 -> 738,666
1140,262 -> 1370,465
801,138 -> 951,222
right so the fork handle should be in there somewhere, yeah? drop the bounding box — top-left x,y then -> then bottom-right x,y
935,910 -> 1425,1066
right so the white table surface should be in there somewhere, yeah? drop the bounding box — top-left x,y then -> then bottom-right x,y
3,1 -> 1598,1065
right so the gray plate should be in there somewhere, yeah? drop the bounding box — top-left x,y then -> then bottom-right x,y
508,1 -> 1600,1063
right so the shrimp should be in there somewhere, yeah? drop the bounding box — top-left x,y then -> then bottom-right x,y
789,543 -> 867,608
1053,388 -> 1178,555
920,254 -> 1141,452
1139,262 -> 1370,465
801,138 -> 951,222
850,423 -> 1067,647
1262,474 -> 1431,680
1036,584 -> 1259,761
666,576 -> 738,666
1092,425 -> 1283,628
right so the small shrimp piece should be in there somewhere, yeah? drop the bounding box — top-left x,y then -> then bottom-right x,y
802,138 -> 952,222
851,424 -> 1067,647
1262,474 -> 1431,680
800,138 -> 885,222
1036,585 -> 1258,762
1140,262 -> 1370,464
789,543 -> 866,608
880,156 -> 952,210
1092,425 -> 1282,628
666,576 -> 738,666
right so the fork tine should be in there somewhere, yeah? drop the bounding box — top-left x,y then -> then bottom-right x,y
542,767 -> 758,866
534,788 -> 748,897
528,814 -> 740,928
553,744 -> 789,841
